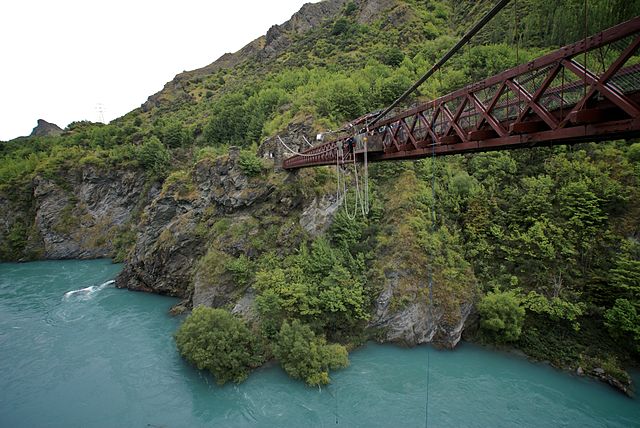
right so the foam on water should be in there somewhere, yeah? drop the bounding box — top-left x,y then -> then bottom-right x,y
63,279 -> 115,301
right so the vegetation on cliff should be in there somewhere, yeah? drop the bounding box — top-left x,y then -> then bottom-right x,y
1,0 -> 640,388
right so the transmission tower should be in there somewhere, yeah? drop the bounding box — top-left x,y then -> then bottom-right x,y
95,103 -> 105,123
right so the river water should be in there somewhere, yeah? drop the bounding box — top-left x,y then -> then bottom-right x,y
1,259 -> 639,427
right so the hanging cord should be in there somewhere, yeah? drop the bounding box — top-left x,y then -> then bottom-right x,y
425,345 -> 431,428
302,135 -> 314,148
369,0 -> 512,127
424,64 -> 442,428
340,143 -> 358,221
335,385 -> 339,425
278,136 -> 335,157
515,0 -> 522,119
425,127 -> 437,428
336,142 -> 343,206
351,133 -> 366,218
363,126 -> 370,215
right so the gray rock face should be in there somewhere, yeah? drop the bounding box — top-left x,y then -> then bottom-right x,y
194,147 -> 274,211
117,198 -> 205,296
369,271 -> 474,348
300,194 -> 341,237
30,167 -> 148,259
30,119 -> 63,137
117,151 -> 277,298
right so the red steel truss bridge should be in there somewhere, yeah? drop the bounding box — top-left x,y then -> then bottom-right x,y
282,17 -> 640,170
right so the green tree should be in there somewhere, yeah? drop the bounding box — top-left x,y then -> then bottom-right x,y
160,120 -> 189,148
136,136 -> 170,176
522,291 -> 586,331
273,320 -> 348,386
174,307 -> 265,384
609,240 -> 640,304
604,299 -> 640,352
203,93 -> 249,146
477,289 -> 525,342
238,150 -> 264,177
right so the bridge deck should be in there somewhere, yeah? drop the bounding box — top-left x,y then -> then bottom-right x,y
283,17 -> 640,170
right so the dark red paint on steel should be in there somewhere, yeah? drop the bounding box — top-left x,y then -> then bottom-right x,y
282,17 -> 640,170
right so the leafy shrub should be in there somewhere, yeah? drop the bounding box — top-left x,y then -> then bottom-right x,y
604,299 -> 640,352
225,255 -> 254,287
174,307 -> 265,384
378,47 -> 404,67
253,239 -> 369,336
344,1 -> 357,16
523,291 -> 586,331
238,150 -> 264,177
136,136 -> 170,176
161,170 -> 194,198
477,289 -> 525,342
111,228 -> 136,263
0,221 -> 29,260
273,320 -> 348,386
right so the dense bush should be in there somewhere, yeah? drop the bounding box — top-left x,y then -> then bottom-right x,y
136,137 -> 170,176
522,291 -> 586,332
477,289 -> 525,343
273,320 -> 348,386
238,150 -> 264,177
174,307 -> 265,384
604,299 -> 640,353
254,238 -> 369,338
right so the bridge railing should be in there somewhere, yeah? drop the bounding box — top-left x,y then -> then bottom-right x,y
283,17 -> 640,169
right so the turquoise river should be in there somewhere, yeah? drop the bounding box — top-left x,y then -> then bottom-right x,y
1,259 -> 639,427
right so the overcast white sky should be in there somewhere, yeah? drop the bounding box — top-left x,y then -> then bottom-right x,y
0,0 -> 318,141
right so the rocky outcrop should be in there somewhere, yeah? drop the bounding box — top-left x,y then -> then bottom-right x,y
369,273 -> 474,348
592,367 -> 632,396
194,147 -> 275,211
300,194 -> 341,237
0,166 -> 149,261
30,167 -> 149,259
116,149 -> 280,298
30,119 -> 63,137
257,119 -> 316,167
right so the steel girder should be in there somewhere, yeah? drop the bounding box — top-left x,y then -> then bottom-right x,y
283,17 -> 640,170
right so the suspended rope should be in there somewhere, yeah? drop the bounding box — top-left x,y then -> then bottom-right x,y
277,135 -> 334,157
302,135 -> 314,148
363,126 -> 370,216
424,65 -> 442,428
335,140 -> 358,220
334,384 -> 339,425
583,0 -> 589,99
333,133 -> 371,219
515,0 -> 522,120
425,344 -> 431,428
369,0 -> 512,127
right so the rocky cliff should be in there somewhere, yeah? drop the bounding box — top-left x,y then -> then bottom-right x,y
141,0 -> 408,112
0,166 -> 152,261
110,139 -> 473,347
30,119 -> 63,137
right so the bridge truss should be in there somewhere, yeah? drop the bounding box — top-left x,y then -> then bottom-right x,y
283,17 -> 640,169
